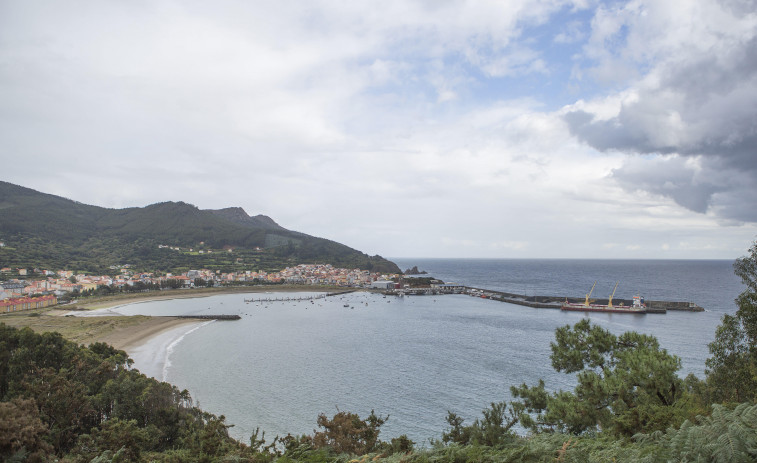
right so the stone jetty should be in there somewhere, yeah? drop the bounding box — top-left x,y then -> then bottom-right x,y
383,286 -> 704,313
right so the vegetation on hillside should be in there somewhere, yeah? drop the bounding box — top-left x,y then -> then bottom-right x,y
2,241 -> 756,462
0,181 -> 400,274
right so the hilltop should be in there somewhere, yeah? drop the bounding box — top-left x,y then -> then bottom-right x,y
0,181 -> 400,274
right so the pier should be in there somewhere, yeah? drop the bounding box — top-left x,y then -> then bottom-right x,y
243,290 -> 355,303
384,286 -> 703,313
244,294 -> 328,303
172,314 -> 241,320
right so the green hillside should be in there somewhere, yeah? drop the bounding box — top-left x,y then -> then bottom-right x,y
0,181 -> 399,274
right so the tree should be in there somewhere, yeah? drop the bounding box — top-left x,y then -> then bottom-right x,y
0,398 -> 53,461
311,410 -> 388,455
69,418 -> 156,462
386,434 -> 415,454
442,401 -> 521,447
512,319 -> 689,436
705,240 -> 757,403
161,278 -> 183,290
0,324 -> 243,460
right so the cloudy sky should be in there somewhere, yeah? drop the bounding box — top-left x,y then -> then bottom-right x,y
2,0 -> 756,259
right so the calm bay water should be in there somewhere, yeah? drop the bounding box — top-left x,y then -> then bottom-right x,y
110,259 -> 744,445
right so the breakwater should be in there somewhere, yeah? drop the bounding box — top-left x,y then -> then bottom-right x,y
172,314 -> 241,320
385,286 -> 704,313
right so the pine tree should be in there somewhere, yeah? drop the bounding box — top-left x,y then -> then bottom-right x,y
706,240 -> 757,403
512,319 -> 689,436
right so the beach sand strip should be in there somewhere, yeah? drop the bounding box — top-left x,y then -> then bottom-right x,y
0,313 -> 203,351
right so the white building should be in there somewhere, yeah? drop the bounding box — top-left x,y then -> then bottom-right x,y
371,280 -> 396,290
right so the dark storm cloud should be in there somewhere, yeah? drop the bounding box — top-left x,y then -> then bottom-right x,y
564,28 -> 757,222
563,110 -> 678,155
610,156 -> 719,214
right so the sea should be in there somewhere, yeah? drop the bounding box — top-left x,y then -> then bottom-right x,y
90,258 -> 745,446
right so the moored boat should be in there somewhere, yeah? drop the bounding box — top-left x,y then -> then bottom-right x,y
561,282 -> 646,314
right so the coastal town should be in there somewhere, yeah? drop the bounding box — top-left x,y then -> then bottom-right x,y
1,260 -> 706,315
0,263 -> 405,313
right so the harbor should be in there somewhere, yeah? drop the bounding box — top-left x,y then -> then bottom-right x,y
383,285 -> 704,313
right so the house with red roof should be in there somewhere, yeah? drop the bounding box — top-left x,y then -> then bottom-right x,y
1,295 -> 57,313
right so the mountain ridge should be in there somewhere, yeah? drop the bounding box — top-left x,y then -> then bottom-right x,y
0,181 -> 400,274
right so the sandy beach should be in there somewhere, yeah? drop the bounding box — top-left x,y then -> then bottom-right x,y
0,310 -> 203,350
0,287 -> 256,349
1,286 -> 343,369
101,316 -> 204,351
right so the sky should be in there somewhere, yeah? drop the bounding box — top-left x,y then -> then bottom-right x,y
1,0 -> 756,259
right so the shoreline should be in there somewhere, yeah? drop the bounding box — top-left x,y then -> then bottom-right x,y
0,311 -> 205,352
103,316 -> 206,351
124,318 -> 214,381
70,284 -> 345,311
1,285 -> 336,362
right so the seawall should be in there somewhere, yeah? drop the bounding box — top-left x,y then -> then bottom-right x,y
386,286 -> 704,313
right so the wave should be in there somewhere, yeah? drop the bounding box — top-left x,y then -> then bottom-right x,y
162,320 -> 215,382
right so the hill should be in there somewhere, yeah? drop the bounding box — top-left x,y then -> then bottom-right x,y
0,181 -> 400,274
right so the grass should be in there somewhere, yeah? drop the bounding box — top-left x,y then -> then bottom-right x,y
0,310 -> 153,346
0,284 -> 360,345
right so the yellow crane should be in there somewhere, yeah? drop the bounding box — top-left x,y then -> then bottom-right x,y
584,281 -> 597,307
607,281 -> 619,308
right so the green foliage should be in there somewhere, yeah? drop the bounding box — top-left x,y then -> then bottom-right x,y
635,403 -> 757,463
0,181 -> 401,274
411,408 -> 757,463
386,434 -> 415,455
706,240 -> 757,403
0,397 -> 53,461
511,319 -> 689,436
69,418 -> 157,462
398,434 -> 664,463
311,410 -> 388,456
441,401 -> 521,447
0,323 -> 239,461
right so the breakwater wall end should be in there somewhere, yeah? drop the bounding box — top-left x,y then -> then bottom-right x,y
647,301 -> 704,312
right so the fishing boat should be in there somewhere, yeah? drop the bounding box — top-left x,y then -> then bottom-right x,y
561,282 -> 646,314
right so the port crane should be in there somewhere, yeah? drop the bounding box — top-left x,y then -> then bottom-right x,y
583,281 -> 597,307
607,281 -> 619,309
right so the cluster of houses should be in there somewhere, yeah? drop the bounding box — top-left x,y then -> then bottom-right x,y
277,264 -> 396,286
0,264 -> 402,312
1,295 -> 58,313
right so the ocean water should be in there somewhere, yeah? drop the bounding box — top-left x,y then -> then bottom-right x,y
107,259 -> 744,446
